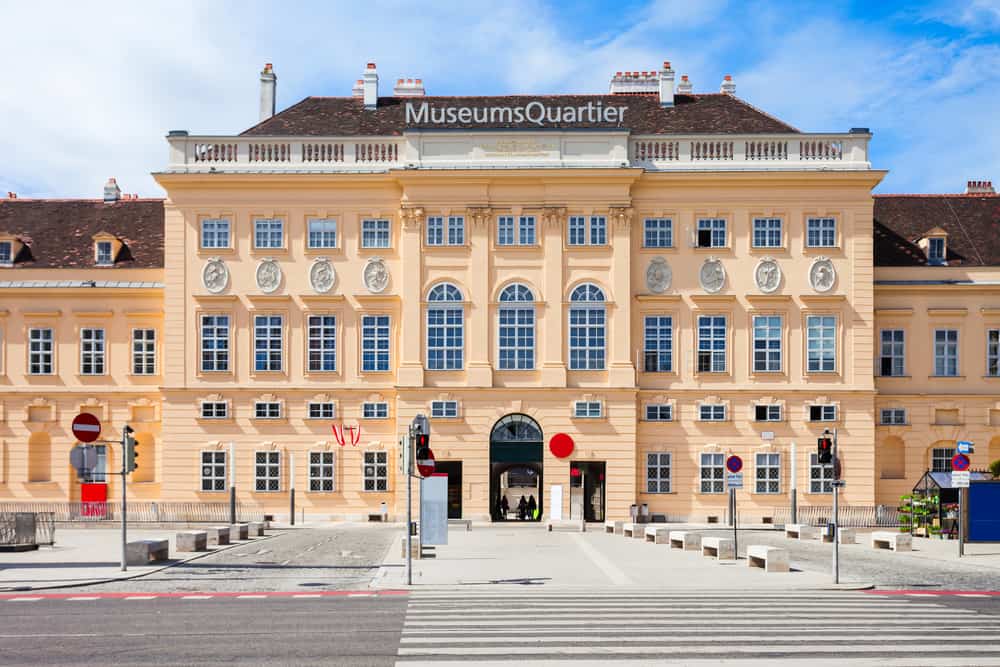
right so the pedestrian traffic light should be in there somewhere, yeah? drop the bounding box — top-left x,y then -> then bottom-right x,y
817,435 -> 833,464
414,432 -> 430,461
124,425 -> 138,473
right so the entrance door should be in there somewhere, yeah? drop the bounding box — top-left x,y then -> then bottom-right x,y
489,414 -> 544,522
80,445 -> 108,518
435,461 -> 463,519
570,461 -> 606,522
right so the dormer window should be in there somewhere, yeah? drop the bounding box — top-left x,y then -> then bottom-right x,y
0,241 -> 11,266
928,237 -> 946,265
95,241 -> 114,266
92,233 -> 123,267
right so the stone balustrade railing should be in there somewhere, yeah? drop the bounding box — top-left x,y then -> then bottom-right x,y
166,134 -> 405,172
630,133 -> 870,170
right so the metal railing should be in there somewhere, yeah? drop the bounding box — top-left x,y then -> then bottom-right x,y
0,502 -> 265,524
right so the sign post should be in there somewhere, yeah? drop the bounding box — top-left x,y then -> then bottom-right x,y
952,452 -> 971,557
407,414 -> 430,587
229,441 -> 236,525
289,451 -> 296,526
790,442 -> 798,525
831,428 -> 840,584
726,455 -> 743,558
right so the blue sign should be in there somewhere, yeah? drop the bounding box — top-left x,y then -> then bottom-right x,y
952,453 -> 971,472
957,441 -> 973,455
726,455 -> 743,473
727,472 -> 744,489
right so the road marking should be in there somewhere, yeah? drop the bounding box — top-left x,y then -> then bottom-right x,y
293,594 -> 323,598
398,645 -> 1000,656
348,593 -> 374,597
124,596 -> 157,601
958,593 -> 991,598
180,595 -> 213,600
65,597 -> 99,601
400,633 -> 1000,644
567,532 -> 633,585
7,597 -> 42,602
236,594 -> 267,599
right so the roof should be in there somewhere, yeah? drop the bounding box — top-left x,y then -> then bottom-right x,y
915,471 -> 992,491
240,94 -> 800,137
874,195 -> 1000,267
0,199 -> 164,269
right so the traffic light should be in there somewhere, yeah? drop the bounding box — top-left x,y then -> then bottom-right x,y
817,435 -> 833,464
124,424 -> 138,473
414,432 -> 430,462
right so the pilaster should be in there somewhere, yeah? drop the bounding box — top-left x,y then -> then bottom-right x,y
541,207 -> 567,386
466,207 -> 493,387
397,206 -> 425,387
609,206 -> 636,387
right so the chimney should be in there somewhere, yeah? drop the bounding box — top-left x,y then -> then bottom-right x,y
259,63 -> 277,122
720,74 -> 736,95
6,192 -> 15,199
363,62 -> 379,110
393,78 -> 426,97
609,69 -> 659,95
677,75 -> 693,94
352,79 -> 364,97
966,180 -> 996,195
103,177 -> 121,203
659,61 -> 676,107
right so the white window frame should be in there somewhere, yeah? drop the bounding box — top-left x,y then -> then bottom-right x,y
200,401 -> 228,419
307,402 -> 336,419
253,314 -> 284,372
755,404 -> 782,422
360,315 -> 390,372
253,218 -> 284,249
752,315 -> 782,373
928,237 -> 946,265
880,408 -> 906,425
307,315 -> 336,372
643,315 -> 673,373
131,328 -> 156,375
879,329 -> 905,377
363,450 -> 389,492
95,241 -> 114,266
806,217 -> 836,248
700,452 -> 725,494
498,284 -> 535,371
697,315 -> 727,373
988,329 -> 1000,377
200,218 -> 231,249
755,452 -> 781,494
431,400 -> 459,418
28,327 -> 54,375
362,402 -> 389,419
254,401 -> 282,419
809,453 -> 834,493
200,314 -> 230,373
699,404 -> 727,421
806,315 -> 837,373
568,284 -> 606,371
573,401 -> 602,418
518,216 -> 536,245
426,283 -> 464,371
200,450 -> 227,492
752,217 -> 782,248
307,218 -> 337,249
643,218 -> 673,248
361,218 -> 391,249
309,451 -> 336,492
934,329 -> 959,376
696,218 -> 727,248
809,404 -> 837,422
80,328 -> 106,375
932,447 -> 954,473
0,240 -> 12,266
645,452 -> 672,493
568,216 -> 607,246
254,451 -> 281,492
644,404 -> 673,421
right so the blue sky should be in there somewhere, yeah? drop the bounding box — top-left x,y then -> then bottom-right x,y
1,0 -> 998,198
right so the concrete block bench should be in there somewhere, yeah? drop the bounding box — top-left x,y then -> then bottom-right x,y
871,531 -> 911,552
669,531 -> 701,551
785,523 -> 819,540
207,526 -> 231,546
448,519 -> 472,531
229,523 -> 249,541
702,536 -> 735,560
248,521 -> 266,537
126,539 -> 169,565
622,523 -> 644,539
747,545 -> 789,572
605,520 -> 624,535
821,526 -> 856,544
176,530 -> 208,552
644,526 -> 671,544
546,519 -> 585,532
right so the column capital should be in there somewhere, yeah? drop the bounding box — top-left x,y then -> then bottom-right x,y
398,206 -> 425,230
541,206 -> 567,228
609,206 -> 634,231
465,206 -> 492,228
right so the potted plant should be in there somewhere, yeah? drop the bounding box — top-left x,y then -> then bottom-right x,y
943,502 -> 959,519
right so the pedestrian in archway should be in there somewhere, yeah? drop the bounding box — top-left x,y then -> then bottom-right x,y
517,495 -> 528,521
500,495 -> 509,520
527,494 -> 537,521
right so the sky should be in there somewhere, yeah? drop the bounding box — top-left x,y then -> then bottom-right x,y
1,0 -> 998,198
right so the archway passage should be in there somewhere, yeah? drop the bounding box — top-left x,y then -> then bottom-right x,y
490,414 -> 543,522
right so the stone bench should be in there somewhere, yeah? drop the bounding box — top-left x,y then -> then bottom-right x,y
747,545 -> 789,573
871,530 -> 911,552
622,523 -> 644,539
546,519 -> 585,532
229,523 -> 249,541
669,531 -> 701,551
605,520 -> 624,535
207,526 -> 231,546
821,526 -> 856,544
448,519 -> 472,531
785,523 -> 819,540
702,536 -> 735,560
248,521 -> 266,537
644,526 -> 671,544
125,539 -> 169,566
176,530 -> 208,552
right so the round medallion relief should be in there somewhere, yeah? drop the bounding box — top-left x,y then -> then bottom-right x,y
363,257 -> 390,294
699,257 -> 726,294
309,257 -> 336,294
754,258 -> 782,293
809,257 -> 836,293
645,257 -> 672,294
256,258 -> 282,293
202,258 -> 229,294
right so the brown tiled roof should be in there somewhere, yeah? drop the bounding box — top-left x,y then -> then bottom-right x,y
0,199 -> 164,269
874,195 -> 1000,267
240,94 -> 799,136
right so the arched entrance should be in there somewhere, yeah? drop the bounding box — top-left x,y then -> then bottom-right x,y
490,414 -> 543,522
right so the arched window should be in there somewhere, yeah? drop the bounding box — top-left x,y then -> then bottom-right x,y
427,282 -> 464,370
498,284 -> 535,370
569,283 -> 606,370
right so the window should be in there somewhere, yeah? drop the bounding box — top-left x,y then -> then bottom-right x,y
431,400 -> 459,418
700,453 -> 725,493
307,219 -> 337,249
200,401 -> 228,419
752,315 -> 782,372
755,453 -> 781,494
362,402 -> 389,419
254,218 -> 283,249
697,315 -> 727,373
879,329 -> 905,377
361,219 -> 390,248
989,329 -> 1000,377
427,283 -> 464,370
361,315 -> 390,372
363,451 -> 388,491
200,315 -> 230,372
574,401 -> 602,418
95,241 -> 113,266
201,218 -> 230,249
806,217 -> 836,247
697,218 -> 726,248
645,404 -> 673,421
568,216 -> 607,246
928,237 -> 946,265
809,405 -> 837,422
932,447 -> 954,473
806,315 -> 836,372
200,451 -> 227,491
699,405 -> 726,421
518,216 -> 536,245
646,452 -> 672,493
254,315 -> 283,372
644,316 -> 673,372
254,451 -> 281,491
131,329 -> 156,375
934,329 -> 959,376
643,218 -> 673,248
497,216 -> 515,246
809,453 -> 834,493
425,216 -> 464,246
880,408 -> 906,425
309,451 -> 335,492
752,218 -> 782,248
308,402 -> 336,419
0,241 -> 12,265
80,328 -> 106,375
497,215 -> 536,246
254,401 -> 282,419
755,405 -> 781,422
28,328 -> 54,374
569,284 -> 606,370
307,315 -> 336,372
498,284 -> 535,370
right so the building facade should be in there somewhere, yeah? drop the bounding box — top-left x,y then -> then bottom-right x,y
0,62 -> 997,521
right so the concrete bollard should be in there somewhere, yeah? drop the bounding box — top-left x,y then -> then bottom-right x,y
248,521 -> 265,537
230,523 -> 249,541
207,526 -> 230,546
176,530 -> 208,552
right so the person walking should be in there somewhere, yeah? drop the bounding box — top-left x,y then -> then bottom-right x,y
517,495 -> 528,521
527,494 -> 538,521
500,495 -> 509,520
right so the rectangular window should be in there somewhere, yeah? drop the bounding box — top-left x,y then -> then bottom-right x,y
643,315 -> 673,373
574,401 -> 602,418
700,453 -> 725,493
363,451 -> 388,491
28,328 -> 54,375
0,241 -> 12,265
568,216 -> 586,246
309,451 -> 335,492
254,315 -> 283,372
934,329 -> 959,376
254,218 -> 283,249
518,216 -> 536,245
646,452 -> 672,493
361,315 -> 390,372
752,218 -> 782,248
498,305 -> 534,370
497,216 -> 515,246
932,447 -> 955,473
254,451 -> 281,492
254,402 -> 281,419
806,315 -> 836,372
752,315 -> 782,372
95,241 -> 113,266
362,402 -> 389,419
988,329 -> 1000,377
645,404 -> 673,421
431,400 -> 459,418
643,218 -> 673,248
568,216 -> 607,246
307,218 -> 337,249
307,315 -> 336,372
308,402 -> 336,419
697,315 -> 727,373
200,401 -> 228,419
200,315 -> 230,372
809,405 -> 837,422
755,405 -> 782,422
200,451 -> 227,491
880,408 -> 906,425
810,453 -> 834,493
448,216 -> 465,245
201,218 -> 230,249
806,217 -> 836,247
879,329 -> 905,377
755,453 -> 781,494
928,237 -> 946,265
426,216 -> 444,245
427,307 -> 463,370
568,306 -> 606,370
80,328 -> 106,375
697,218 -> 726,248
699,405 -> 726,421
131,328 -> 156,375
361,219 -> 390,248
590,216 -> 607,245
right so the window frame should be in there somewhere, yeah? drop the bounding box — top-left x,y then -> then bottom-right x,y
426,283 -> 465,371
752,314 -> 782,373
928,237 -> 946,265
988,329 -> 1000,377
309,450 -> 336,492
307,402 -> 336,420
806,217 -> 837,248
931,447 -> 955,473
430,400 -> 459,419
131,328 -> 157,376
809,404 -> 837,422
307,218 -> 338,249
95,240 -> 114,266
200,450 -> 227,492
28,327 -> 55,375
362,450 -> 389,492
880,408 -> 907,425
700,452 -> 725,494
253,217 -> 284,250
696,314 -> 727,374
755,452 -> 781,494
253,401 -> 282,420
643,315 -> 673,373
567,216 -> 608,247
0,240 -> 12,266
199,314 -> 231,373
809,453 -> 834,494
643,218 -> 673,248
699,404 -> 727,422
879,329 -> 905,377
806,314 -> 837,373
497,284 -> 535,371
79,327 -> 106,376
751,217 -> 783,249
754,404 -> 782,422
306,314 -> 337,373
933,328 -> 959,377
254,451 -> 281,492
573,401 -> 603,418
568,284 -> 607,371
696,218 -> 727,249
253,314 -> 284,373
645,452 -> 672,494
360,314 -> 391,373
644,404 -> 673,421
361,218 -> 391,249
200,401 -> 229,419
362,402 -> 389,420
200,218 -> 231,250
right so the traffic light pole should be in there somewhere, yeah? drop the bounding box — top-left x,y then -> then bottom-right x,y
120,430 -> 128,572
832,428 -> 839,584
405,428 -> 413,586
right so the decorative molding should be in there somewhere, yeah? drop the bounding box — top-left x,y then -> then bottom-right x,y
465,207 -> 492,228
309,257 -> 336,294
927,307 -> 968,317
609,206 -> 634,231
362,256 -> 390,294
399,206 -> 425,230
541,207 -> 567,228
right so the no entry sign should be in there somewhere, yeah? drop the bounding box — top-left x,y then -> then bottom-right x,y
72,413 -> 102,443
416,447 -> 436,478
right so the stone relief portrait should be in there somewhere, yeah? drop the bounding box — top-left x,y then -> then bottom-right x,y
363,257 -> 390,293
310,257 -> 336,294
754,258 -> 782,293
202,258 -> 229,294
645,257 -> 672,293
810,257 -> 836,293
699,257 -> 726,294
256,258 -> 282,293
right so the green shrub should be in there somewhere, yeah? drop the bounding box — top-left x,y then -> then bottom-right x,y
989,459 -> 1000,479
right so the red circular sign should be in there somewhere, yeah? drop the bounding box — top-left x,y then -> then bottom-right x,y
72,413 -> 102,443
416,448 -> 436,478
952,453 -> 971,472
726,455 -> 743,473
550,433 -> 574,458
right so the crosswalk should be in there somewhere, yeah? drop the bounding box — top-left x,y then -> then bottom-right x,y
396,590 -> 1000,664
